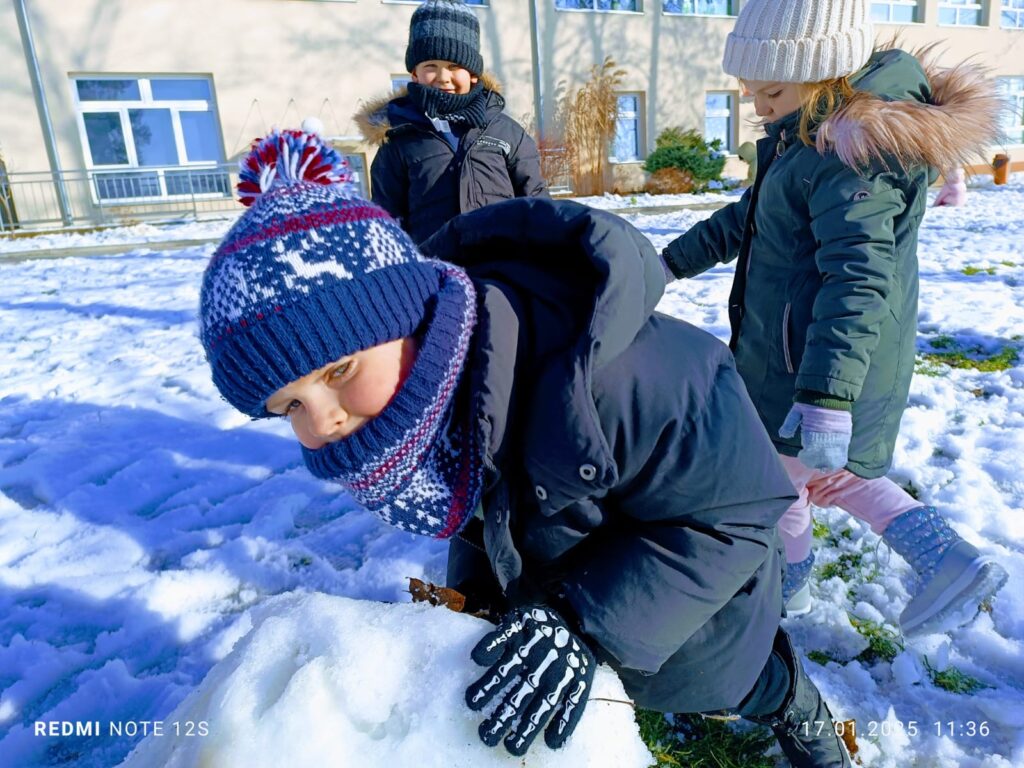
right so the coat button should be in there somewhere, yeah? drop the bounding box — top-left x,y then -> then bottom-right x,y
535,485 -> 548,501
578,464 -> 597,481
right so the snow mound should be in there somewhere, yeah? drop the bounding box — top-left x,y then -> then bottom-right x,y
119,592 -> 652,768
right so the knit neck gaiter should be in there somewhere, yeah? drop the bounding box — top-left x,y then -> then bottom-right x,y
407,81 -> 488,129
302,265 -> 484,540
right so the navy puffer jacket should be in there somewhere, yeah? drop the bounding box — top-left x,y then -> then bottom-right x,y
424,198 -> 796,713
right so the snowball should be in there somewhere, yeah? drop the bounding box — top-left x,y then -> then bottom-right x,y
119,593 -> 653,768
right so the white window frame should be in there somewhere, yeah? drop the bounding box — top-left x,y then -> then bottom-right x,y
611,93 -> 644,163
554,0 -> 643,13
997,77 -> 1024,145
937,0 -> 984,26
704,91 -> 736,153
870,0 -> 920,22
72,75 -> 227,204
1002,0 -> 1024,27
663,0 -> 735,16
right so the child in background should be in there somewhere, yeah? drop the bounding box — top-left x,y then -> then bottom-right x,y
662,0 -> 1008,635
356,0 -> 546,245
200,128 -> 854,766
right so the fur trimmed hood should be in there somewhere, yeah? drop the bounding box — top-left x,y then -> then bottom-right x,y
817,46 -> 1004,172
354,72 -> 503,146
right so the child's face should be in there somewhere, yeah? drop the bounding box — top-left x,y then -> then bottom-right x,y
743,80 -> 803,124
266,337 -> 418,449
410,60 -> 478,95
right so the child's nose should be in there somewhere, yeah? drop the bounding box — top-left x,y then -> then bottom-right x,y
309,400 -> 348,441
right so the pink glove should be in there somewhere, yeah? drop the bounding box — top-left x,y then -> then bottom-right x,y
934,168 -> 967,207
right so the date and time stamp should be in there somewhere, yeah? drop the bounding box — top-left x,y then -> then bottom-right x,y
802,719 -> 994,739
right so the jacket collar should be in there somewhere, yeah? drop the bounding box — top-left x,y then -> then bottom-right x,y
423,198 -> 666,516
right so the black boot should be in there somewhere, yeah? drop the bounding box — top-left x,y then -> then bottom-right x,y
748,630 -> 852,768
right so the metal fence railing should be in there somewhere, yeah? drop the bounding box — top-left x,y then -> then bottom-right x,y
0,164 -> 244,233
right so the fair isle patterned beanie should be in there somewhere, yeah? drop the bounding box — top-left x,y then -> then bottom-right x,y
722,0 -> 874,83
200,129 -> 482,539
405,0 -> 484,75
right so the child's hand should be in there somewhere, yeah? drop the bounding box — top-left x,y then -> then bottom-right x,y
466,605 -> 595,756
779,403 -> 852,472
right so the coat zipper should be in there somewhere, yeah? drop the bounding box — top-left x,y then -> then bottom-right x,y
782,302 -> 794,374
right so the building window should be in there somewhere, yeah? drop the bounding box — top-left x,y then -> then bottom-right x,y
73,75 -> 227,202
937,0 -> 983,25
704,92 -> 735,152
664,0 -> 734,14
555,0 -> 641,11
611,94 -> 643,162
1003,0 -> 1024,27
998,77 -> 1024,144
871,1 -> 919,22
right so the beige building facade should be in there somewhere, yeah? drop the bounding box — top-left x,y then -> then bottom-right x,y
1,0 -> 1022,228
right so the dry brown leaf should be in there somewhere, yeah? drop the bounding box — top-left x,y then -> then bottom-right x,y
839,719 -> 859,759
408,577 -> 467,613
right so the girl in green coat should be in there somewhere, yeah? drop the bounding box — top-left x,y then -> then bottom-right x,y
663,0 -> 1008,638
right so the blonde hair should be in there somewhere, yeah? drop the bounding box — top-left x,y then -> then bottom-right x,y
797,78 -> 856,146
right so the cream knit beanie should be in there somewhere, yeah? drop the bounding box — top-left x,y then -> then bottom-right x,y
722,0 -> 874,83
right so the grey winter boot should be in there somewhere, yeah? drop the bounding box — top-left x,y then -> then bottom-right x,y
783,553 -> 815,617
748,631 -> 852,768
883,506 -> 1008,637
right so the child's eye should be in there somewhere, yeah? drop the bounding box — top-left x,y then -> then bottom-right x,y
330,360 -> 354,380
768,91 -> 783,99
285,399 -> 302,414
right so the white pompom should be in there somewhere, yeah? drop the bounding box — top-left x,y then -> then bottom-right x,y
301,116 -> 324,136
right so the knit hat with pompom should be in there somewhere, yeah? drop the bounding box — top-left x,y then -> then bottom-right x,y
199,129 -> 481,540
200,128 -> 442,417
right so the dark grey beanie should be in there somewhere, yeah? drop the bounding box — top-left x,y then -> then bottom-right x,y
405,0 -> 483,75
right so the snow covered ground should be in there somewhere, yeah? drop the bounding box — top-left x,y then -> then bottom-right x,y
0,174 -> 1022,767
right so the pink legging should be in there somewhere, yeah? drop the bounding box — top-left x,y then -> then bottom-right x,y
777,454 -> 921,563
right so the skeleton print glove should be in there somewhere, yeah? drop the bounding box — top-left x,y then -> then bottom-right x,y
466,605 -> 595,756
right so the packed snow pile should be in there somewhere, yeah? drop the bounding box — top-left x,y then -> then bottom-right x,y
118,593 -> 652,768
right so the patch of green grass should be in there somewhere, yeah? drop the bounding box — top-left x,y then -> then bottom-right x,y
961,265 -> 997,276
849,616 -> 903,664
819,552 -> 863,581
807,650 -> 840,666
924,658 -> 990,695
636,710 -> 776,768
1000,260 -> 1017,268
812,519 -> 831,539
892,478 -> 922,500
918,336 -> 1020,373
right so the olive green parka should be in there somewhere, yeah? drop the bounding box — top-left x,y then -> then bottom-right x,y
663,48 -> 1002,477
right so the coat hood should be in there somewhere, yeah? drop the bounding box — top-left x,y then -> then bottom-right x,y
817,47 -> 1004,172
355,72 -> 504,146
422,198 -> 666,512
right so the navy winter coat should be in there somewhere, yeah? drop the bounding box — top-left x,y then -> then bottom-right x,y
423,198 -> 797,713
357,83 -> 547,245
